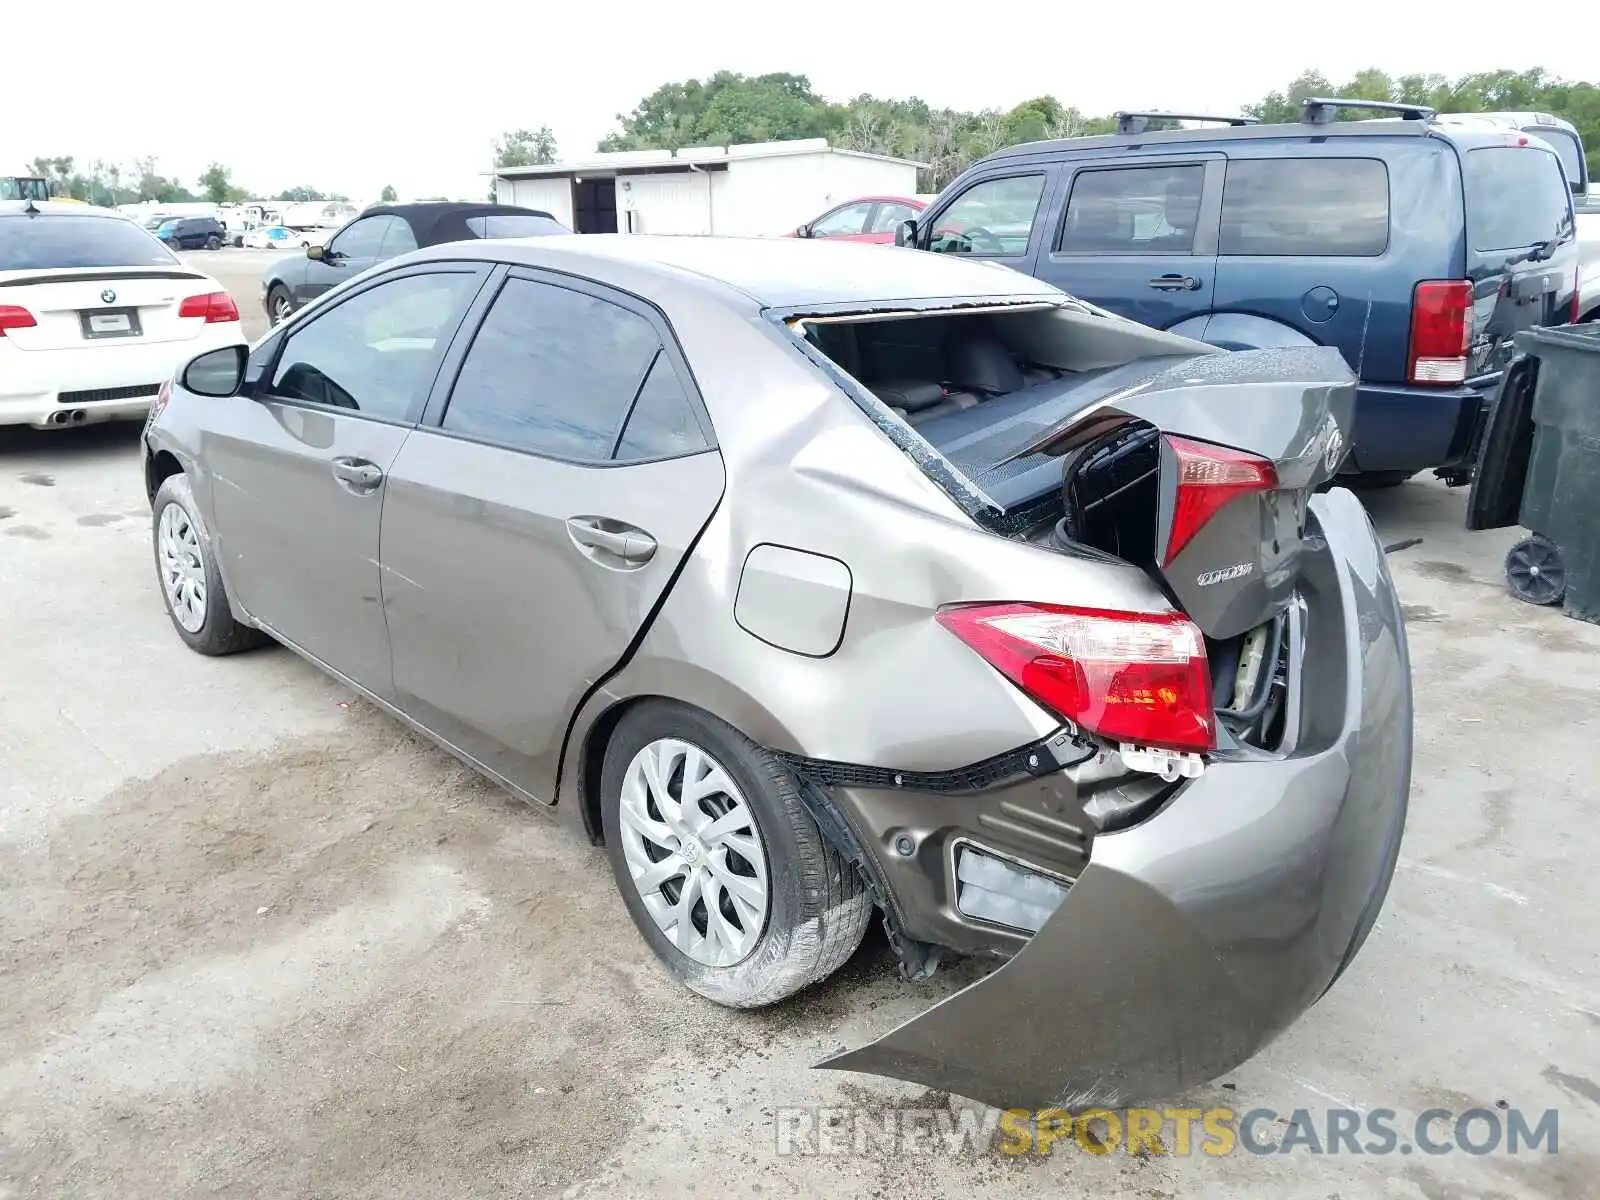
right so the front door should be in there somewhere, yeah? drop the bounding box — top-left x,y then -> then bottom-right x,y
1035,157 -> 1222,333
381,269 -> 726,802
205,263 -> 488,693
295,214 -> 403,304
920,171 -> 1053,272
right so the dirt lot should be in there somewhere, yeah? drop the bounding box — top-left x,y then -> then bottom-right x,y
1,255 -> 1597,1198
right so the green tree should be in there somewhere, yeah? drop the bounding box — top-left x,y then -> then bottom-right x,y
490,126 -> 558,199
275,186 -> 329,202
380,184 -> 398,202
198,162 -> 246,204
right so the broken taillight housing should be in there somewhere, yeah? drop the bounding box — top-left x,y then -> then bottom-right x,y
935,602 -> 1215,753
1163,435 -> 1278,567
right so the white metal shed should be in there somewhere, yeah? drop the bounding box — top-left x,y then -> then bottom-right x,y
492,139 -> 926,237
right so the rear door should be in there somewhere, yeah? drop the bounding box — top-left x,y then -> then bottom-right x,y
296,214 -> 398,304
1461,141 -> 1578,378
1036,155 -> 1222,332
380,268 -> 726,803
204,262 -> 488,693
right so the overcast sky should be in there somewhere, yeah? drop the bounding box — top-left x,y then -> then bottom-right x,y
8,2 -> 1598,203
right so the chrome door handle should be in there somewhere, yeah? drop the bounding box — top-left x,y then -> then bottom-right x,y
330,457 -> 384,489
566,517 -> 657,565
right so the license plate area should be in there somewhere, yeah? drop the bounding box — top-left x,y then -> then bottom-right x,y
80,308 -> 142,339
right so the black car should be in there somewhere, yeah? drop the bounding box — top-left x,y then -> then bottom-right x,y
158,216 -> 228,251
259,202 -> 569,325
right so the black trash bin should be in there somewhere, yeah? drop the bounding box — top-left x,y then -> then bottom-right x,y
1467,324 -> 1600,622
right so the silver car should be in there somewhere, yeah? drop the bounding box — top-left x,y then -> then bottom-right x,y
140,235 -> 1411,1107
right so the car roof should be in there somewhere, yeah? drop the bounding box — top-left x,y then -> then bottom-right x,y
0,200 -> 129,219
409,233 -> 1066,309
979,115 -> 1532,165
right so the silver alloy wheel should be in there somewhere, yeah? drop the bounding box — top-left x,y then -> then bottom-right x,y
271,293 -> 291,324
618,737 -> 771,967
157,502 -> 207,633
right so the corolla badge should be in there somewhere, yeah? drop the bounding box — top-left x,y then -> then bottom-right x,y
100,288 -> 116,305
1196,562 -> 1254,587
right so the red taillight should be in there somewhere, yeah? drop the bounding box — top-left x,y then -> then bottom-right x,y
0,304 -> 37,335
936,602 -> 1215,753
1408,279 -> 1472,385
1162,435 -> 1277,567
178,291 -> 239,323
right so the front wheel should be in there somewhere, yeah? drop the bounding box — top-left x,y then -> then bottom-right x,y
601,701 -> 872,1009
267,285 -> 293,325
151,473 -> 266,656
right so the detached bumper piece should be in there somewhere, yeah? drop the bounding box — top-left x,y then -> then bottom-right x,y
817,488 -> 1413,1109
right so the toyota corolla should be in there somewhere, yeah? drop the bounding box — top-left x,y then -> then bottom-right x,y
139,235 -> 1411,1107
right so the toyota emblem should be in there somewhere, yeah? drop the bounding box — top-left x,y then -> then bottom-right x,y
100,289 -> 117,305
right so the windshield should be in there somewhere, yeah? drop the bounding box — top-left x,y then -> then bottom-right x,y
0,215 -> 180,270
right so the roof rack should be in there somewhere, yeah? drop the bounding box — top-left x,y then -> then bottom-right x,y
1114,111 -> 1259,135
1301,97 -> 1436,125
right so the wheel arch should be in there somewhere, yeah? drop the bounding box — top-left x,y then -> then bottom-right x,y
145,448 -> 184,505
562,666 -> 803,847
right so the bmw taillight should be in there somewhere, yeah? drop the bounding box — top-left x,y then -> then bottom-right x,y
1162,435 -> 1278,567
1408,279 -> 1472,384
178,291 -> 240,323
935,602 -> 1215,753
0,305 -> 37,336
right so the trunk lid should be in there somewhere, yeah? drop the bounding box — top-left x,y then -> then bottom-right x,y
0,267 -> 219,351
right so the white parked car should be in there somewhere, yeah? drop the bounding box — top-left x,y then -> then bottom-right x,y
0,201 -> 245,429
242,224 -> 298,250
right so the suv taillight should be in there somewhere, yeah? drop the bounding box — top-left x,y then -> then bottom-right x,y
936,602 -> 1215,753
0,305 -> 37,335
1408,280 -> 1472,385
178,291 -> 240,323
1163,435 -> 1278,567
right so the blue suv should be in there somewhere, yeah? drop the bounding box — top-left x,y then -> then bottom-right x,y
899,98 -> 1579,483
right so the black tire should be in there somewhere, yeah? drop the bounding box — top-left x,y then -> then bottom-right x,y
600,700 -> 872,1009
205,234 -> 222,250
267,285 -> 293,325
151,473 -> 267,656
1504,534 -> 1566,606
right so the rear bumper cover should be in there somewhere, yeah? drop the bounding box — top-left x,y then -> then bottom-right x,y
1348,379 -> 1492,474
819,487 -> 1412,1108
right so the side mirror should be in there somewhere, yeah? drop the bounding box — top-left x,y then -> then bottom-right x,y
894,218 -> 920,248
306,244 -> 325,260
795,223 -> 812,239
181,345 -> 247,397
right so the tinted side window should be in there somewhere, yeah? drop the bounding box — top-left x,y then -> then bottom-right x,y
1219,159 -> 1388,257
464,214 -> 569,237
1058,165 -> 1205,254
378,219 -> 418,258
330,216 -> 392,258
615,353 -> 708,460
1465,147 -> 1574,252
442,277 -> 661,461
269,271 -> 479,422
929,175 -> 1045,255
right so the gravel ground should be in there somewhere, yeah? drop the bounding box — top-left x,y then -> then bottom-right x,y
1,260 -> 1596,1198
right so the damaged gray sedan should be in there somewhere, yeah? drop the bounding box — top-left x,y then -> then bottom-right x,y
141,234 -> 1411,1109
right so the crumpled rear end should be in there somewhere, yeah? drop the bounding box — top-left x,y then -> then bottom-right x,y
819,485 -> 1411,1108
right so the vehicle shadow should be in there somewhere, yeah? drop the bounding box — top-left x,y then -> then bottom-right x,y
0,421 -> 144,467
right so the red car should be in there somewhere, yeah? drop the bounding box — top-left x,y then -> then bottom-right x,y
790,195 -> 929,244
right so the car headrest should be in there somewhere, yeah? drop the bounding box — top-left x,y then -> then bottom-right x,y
946,334 -> 1023,395
872,380 -> 946,412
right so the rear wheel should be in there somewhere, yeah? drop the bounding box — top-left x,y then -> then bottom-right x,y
151,473 -> 266,656
600,701 -> 871,1009
1505,534 -> 1566,606
267,285 -> 293,325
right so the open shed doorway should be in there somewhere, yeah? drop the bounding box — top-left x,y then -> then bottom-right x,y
573,178 -> 618,233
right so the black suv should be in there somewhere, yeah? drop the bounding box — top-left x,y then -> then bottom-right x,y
901,98 -> 1579,484
158,216 -> 227,251
260,202 -> 569,325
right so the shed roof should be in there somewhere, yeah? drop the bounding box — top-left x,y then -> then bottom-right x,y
494,138 -> 927,179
